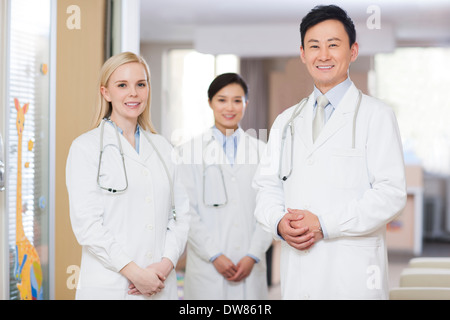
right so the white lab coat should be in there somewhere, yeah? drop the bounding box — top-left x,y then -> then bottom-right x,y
177,128 -> 273,300
66,122 -> 190,300
253,83 -> 407,300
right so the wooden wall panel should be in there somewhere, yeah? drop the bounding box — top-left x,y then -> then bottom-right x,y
55,0 -> 106,300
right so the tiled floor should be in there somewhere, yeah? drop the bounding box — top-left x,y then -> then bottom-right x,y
268,240 -> 450,299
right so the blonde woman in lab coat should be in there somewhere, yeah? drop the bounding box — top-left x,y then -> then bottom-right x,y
177,73 -> 272,300
66,52 -> 190,300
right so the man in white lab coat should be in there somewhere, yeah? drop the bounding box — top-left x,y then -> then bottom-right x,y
253,5 -> 407,299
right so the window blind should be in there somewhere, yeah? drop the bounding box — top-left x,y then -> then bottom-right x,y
7,0 -> 50,300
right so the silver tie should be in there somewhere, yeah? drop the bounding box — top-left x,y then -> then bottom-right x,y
313,95 -> 329,142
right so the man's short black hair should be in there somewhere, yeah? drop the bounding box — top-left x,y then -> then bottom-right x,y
300,5 -> 356,48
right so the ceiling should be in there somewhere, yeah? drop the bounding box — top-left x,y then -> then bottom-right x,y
140,0 -> 450,55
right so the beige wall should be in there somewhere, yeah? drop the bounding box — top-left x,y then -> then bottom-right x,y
55,0 -> 106,300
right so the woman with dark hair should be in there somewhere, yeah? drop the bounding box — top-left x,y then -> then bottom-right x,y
176,73 -> 272,300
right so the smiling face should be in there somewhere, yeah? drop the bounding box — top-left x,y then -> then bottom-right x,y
300,19 -> 358,93
209,83 -> 247,136
100,62 -> 149,127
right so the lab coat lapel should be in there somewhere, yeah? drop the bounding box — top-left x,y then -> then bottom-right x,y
203,130 -> 224,167
102,121 -> 145,164
204,128 -> 244,175
228,128 -> 247,174
213,132 -> 236,175
101,121 -> 135,161
138,130 -> 155,164
120,133 -> 141,163
311,84 -> 359,152
294,92 -> 315,155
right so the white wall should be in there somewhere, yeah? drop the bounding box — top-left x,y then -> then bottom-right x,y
140,42 -> 192,134
194,23 -> 395,58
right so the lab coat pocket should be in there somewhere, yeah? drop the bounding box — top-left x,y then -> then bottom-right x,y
336,237 -> 383,299
330,148 -> 364,189
338,236 -> 380,247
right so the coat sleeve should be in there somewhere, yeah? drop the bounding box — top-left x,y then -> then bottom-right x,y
66,137 -> 132,273
247,140 -> 274,260
247,223 -> 273,261
162,158 -> 191,267
175,144 -> 223,262
321,99 -> 407,239
252,114 -> 288,239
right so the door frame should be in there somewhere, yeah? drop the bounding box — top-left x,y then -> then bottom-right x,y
0,0 -> 9,301
48,0 -> 57,300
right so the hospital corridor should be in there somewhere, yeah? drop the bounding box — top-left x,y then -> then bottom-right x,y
1,0 -> 450,302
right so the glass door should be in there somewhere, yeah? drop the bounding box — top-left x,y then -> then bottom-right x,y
4,0 -> 52,300
0,0 -> 7,301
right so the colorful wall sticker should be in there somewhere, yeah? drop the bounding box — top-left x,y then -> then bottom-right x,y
13,98 -> 43,300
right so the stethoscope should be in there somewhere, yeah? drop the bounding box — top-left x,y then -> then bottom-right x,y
97,118 -> 176,220
202,135 -> 228,208
279,90 -> 362,181
201,131 -> 261,207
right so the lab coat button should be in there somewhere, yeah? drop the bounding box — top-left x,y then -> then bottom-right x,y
231,177 -> 236,182
146,252 -> 152,259
146,224 -> 153,230
307,158 -> 314,165
145,196 -> 152,203
142,169 -> 149,176
303,294 -> 310,300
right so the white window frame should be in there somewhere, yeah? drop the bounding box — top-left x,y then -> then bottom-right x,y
0,0 -> 9,301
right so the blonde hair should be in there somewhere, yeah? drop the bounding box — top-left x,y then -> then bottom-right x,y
92,51 -> 156,133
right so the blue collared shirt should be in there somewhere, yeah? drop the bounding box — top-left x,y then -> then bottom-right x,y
212,126 -> 240,166
107,120 -> 141,154
313,77 -> 352,124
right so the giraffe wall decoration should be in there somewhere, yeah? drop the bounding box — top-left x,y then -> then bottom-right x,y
13,98 -> 43,300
